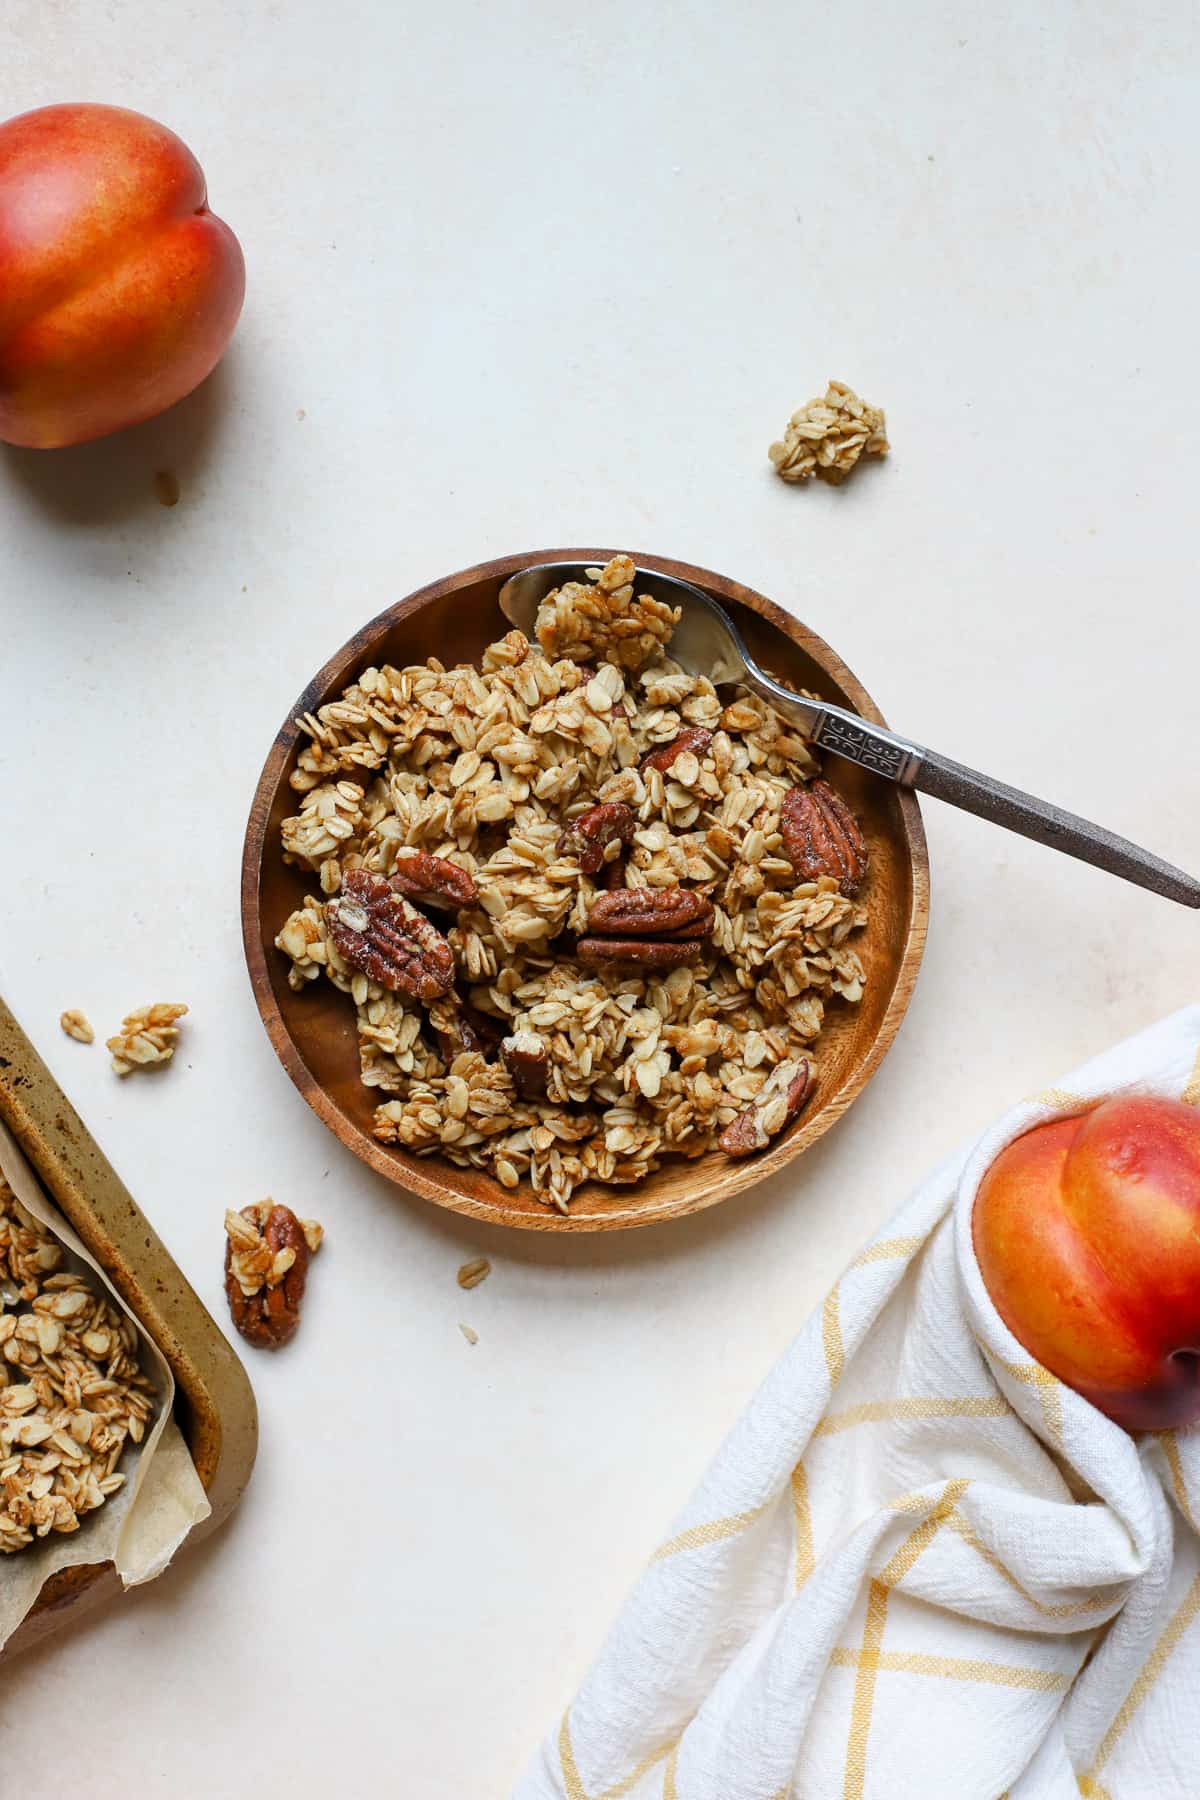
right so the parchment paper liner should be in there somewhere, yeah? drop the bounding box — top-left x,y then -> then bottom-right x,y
0,1117 -> 210,1651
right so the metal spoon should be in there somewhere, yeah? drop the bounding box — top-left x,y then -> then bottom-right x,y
498,560 -> 1200,908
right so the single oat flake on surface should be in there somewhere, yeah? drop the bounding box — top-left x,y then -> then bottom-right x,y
106,1003 -> 189,1076
59,1009 -> 94,1045
768,380 -> 889,484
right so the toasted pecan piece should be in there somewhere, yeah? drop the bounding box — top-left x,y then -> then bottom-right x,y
327,868 -> 455,1001
719,1059 -> 814,1158
780,780 -> 868,897
500,1031 -> 550,1099
576,936 -> 704,971
640,727 -> 714,774
587,885 -> 714,940
557,802 -> 635,875
433,1000 -> 505,1063
224,1203 -> 322,1349
390,849 -> 478,910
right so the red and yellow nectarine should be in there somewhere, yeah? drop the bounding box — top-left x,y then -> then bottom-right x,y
974,1095 -> 1200,1432
0,103 -> 244,448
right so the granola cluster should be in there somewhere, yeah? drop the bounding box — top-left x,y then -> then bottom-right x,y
532,554 -> 679,671
0,1175 -> 153,1553
106,1003 -> 188,1076
275,557 -> 869,1212
224,1203 -> 323,1349
768,380 -> 889,484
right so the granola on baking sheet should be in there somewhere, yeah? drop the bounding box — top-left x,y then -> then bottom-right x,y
274,556 -> 869,1213
0,1175 -> 153,1552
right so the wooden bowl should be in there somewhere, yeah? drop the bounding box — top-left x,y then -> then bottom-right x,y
242,549 -> 929,1232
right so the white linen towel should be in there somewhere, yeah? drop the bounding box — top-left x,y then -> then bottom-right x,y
515,1006 -> 1200,1800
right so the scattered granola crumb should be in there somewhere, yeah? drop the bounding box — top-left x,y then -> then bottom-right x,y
457,1257 -> 491,1290
153,469 -> 181,507
459,1322 -> 479,1346
106,1003 -> 189,1076
768,381 -> 889,485
59,1009 -> 94,1045
224,1203 -> 324,1348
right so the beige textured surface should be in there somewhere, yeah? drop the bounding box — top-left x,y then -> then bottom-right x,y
1,1 -> 1198,1794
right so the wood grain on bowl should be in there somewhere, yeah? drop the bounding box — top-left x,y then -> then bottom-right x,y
241,550 -> 929,1231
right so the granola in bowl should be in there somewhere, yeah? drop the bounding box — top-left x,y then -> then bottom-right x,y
274,556 -> 869,1214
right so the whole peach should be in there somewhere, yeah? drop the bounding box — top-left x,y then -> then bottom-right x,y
973,1095 -> 1200,1432
0,103 -> 244,448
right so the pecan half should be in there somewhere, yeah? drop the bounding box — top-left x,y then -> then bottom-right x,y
224,1204 -> 317,1349
587,886 -> 714,940
500,1031 -> 549,1098
390,849 -> 478,910
719,1059 -> 814,1158
780,780 -> 868,898
327,868 -> 455,1001
557,802 -> 635,875
576,936 -> 704,970
640,727 -> 714,774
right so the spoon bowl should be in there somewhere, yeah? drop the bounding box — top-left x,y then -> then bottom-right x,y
500,560 -> 752,687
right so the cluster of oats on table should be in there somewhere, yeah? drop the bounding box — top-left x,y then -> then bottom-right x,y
0,1174 -> 152,1553
768,380 -> 889,485
60,1001 -> 189,1076
275,556 -> 870,1213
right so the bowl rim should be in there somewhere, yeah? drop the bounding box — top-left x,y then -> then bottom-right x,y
241,548 -> 930,1232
